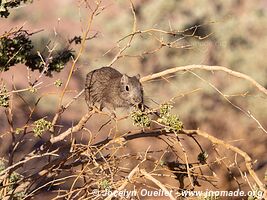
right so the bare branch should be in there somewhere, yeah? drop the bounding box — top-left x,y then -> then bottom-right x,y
50,110 -> 94,144
141,65 -> 267,97
140,169 -> 176,200
182,129 -> 266,194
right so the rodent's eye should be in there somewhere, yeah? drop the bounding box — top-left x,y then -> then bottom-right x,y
125,85 -> 129,91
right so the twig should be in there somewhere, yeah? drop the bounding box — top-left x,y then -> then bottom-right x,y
140,64 -> 267,97
54,2 -> 101,127
104,163 -> 140,200
182,129 -> 266,195
0,150 -> 59,179
140,169 -> 176,200
50,110 -> 94,144
187,69 -> 267,134
50,89 -> 85,132
106,0 -> 137,67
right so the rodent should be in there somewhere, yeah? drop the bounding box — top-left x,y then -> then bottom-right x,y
85,67 -> 143,115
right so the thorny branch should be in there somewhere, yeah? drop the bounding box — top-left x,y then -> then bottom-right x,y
1,1 -> 267,199
141,64 -> 267,96
141,64 -> 267,134
51,1 -> 102,131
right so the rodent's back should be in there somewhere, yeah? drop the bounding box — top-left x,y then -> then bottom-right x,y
85,67 -> 122,107
85,66 -> 143,112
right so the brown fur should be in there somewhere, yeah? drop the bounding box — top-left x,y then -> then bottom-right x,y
85,67 -> 143,114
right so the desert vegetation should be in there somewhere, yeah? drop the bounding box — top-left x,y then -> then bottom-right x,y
0,0 -> 266,199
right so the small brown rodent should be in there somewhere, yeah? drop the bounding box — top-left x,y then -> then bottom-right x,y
85,67 -> 143,115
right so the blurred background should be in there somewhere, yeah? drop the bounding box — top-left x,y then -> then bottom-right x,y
0,0 -> 267,199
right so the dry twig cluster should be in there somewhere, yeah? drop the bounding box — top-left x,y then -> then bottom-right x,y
0,1 -> 266,199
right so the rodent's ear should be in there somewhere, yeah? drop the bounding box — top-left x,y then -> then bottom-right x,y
121,74 -> 129,84
135,74 -> 141,80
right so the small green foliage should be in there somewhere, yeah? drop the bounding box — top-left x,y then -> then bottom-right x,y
9,171 -> 22,183
54,79 -> 63,87
198,151 -> 208,164
0,31 -> 33,71
0,30 -> 74,75
69,36 -> 82,44
25,49 -> 74,76
198,194 -> 220,200
0,160 -> 5,172
131,103 -> 183,131
33,118 -> 52,137
13,191 -> 26,200
248,196 -> 255,200
29,86 -> 37,93
9,171 -> 24,199
131,109 -> 151,127
158,103 -> 183,132
99,179 -> 110,189
48,49 -> 74,74
0,84 -> 9,107
0,159 -> 25,199
0,0 -> 32,18
158,113 -> 183,132
15,127 -> 24,134
159,160 -> 165,166
159,103 -> 173,116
